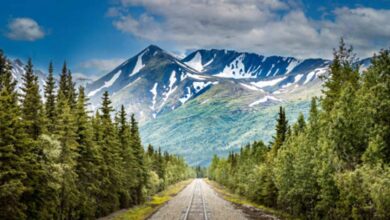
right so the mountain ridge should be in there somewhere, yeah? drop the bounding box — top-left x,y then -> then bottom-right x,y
81,45 -> 334,165
10,45 -> 356,165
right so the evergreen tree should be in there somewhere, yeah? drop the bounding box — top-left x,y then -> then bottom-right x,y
328,83 -> 366,168
19,59 -> 58,219
74,86 -> 102,219
130,113 -> 147,204
293,113 -> 306,136
56,92 -> 79,220
96,91 -> 122,215
117,105 -> 136,208
360,49 -> 390,163
44,62 -> 57,131
20,58 -> 45,139
321,38 -> 360,112
147,144 -> 155,157
58,62 -> 68,99
0,51 -> 28,220
67,70 -> 77,108
272,106 -> 288,155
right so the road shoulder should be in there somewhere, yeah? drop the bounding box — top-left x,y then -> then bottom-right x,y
100,179 -> 193,220
205,179 -> 292,220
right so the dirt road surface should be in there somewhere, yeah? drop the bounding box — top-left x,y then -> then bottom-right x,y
148,179 -> 278,220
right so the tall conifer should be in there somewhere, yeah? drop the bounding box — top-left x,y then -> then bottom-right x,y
44,62 -> 57,131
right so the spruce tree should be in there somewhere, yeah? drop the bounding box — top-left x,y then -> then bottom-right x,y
272,106 -> 288,155
97,91 -> 122,215
130,113 -> 147,204
360,49 -> 390,163
74,86 -> 102,219
19,59 -> 57,219
58,62 -> 68,99
67,70 -> 77,108
44,62 -> 57,131
56,92 -> 79,220
0,51 -> 28,220
117,105 -> 136,207
293,113 -> 306,136
321,38 -> 360,112
20,58 -> 45,139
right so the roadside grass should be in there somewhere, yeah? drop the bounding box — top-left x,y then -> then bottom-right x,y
205,179 -> 296,220
114,179 -> 193,220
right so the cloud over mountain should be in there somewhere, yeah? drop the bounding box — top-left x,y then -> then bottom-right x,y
108,0 -> 390,59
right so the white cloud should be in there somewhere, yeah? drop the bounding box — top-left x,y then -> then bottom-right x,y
110,0 -> 390,58
6,18 -> 45,41
80,58 -> 126,73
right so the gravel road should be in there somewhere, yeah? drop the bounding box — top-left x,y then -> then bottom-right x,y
149,179 -> 276,220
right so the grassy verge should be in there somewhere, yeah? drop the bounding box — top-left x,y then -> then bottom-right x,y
114,179 -> 193,220
205,179 -> 295,220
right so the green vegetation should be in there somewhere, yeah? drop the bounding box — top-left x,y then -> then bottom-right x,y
114,179 -> 192,220
208,40 -> 390,219
141,95 -> 311,166
0,50 -> 194,220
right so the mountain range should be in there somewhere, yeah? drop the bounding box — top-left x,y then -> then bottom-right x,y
10,45 -> 370,165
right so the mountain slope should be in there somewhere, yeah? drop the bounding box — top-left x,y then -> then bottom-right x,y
182,49 -> 329,80
140,82 -> 311,165
84,45 -> 333,165
86,46 -> 329,122
86,45 -> 223,122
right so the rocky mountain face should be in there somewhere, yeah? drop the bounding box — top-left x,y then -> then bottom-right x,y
83,45 -> 333,165
86,45 -> 329,122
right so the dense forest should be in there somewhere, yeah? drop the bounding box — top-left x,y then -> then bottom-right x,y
209,40 -> 390,219
0,51 -> 194,220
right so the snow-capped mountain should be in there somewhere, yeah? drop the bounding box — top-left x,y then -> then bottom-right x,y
86,45 -> 330,123
83,45 -> 339,165
8,46 -> 370,165
182,49 -> 329,79
86,45 -> 222,121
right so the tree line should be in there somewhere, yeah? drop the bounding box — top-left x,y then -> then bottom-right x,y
208,40 -> 390,219
0,51 -> 194,220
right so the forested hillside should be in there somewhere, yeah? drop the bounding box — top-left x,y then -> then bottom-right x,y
208,40 -> 390,219
0,51 -> 194,220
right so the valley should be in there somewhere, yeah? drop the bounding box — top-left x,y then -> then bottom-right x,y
7,45 -> 372,165
14,45 -> 334,165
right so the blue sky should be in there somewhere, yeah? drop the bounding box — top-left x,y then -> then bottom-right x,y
1,0 -> 389,78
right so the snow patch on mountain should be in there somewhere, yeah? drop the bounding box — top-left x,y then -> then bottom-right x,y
193,81 -> 212,93
129,51 -> 146,77
159,71 -> 178,109
203,55 -> 215,67
150,83 -> 158,111
286,59 -> 300,74
187,73 -> 208,80
294,74 -> 304,83
240,83 -> 264,92
169,70 -> 177,88
266,64 -> 275,77
179,87 -> 192,104
215,55 -> 257,79
303,67 -> 328,85
249,95 -> 282,107
250,76 -> 287,88
88,70 -> 121,97
185,52 -> 203,72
